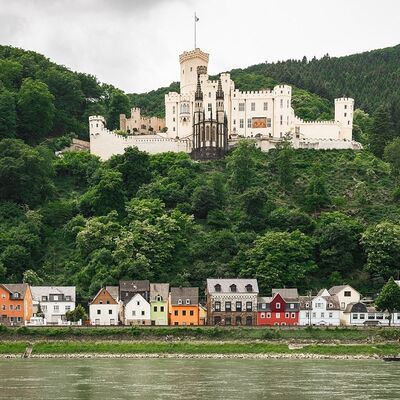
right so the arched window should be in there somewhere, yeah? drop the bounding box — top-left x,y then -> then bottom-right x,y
212,126 -> 216,142
201,126 -> 205,141
206,125 -> 210,141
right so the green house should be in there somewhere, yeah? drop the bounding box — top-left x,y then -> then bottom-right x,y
150,283 -> 169,325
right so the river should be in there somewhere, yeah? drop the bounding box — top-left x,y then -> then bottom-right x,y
0,358 -> 399,399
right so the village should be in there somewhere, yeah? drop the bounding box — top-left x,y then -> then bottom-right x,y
1,279 -> 399,328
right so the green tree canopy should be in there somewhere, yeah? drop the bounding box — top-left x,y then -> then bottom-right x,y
375,277 -> 400,326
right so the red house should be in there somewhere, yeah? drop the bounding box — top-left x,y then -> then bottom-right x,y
257,288 -> 299,326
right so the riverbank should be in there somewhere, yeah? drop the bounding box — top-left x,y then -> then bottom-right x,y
0,341 -> 399,359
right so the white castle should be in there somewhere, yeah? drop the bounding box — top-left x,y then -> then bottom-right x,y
89,48 -> 361,160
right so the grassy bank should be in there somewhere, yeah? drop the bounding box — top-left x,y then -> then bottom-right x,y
0,341 -> 399,357
1,325 -> 400,342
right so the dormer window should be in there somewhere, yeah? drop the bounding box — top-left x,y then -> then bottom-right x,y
276,303 -> 281,309
99,300 -> 103,304
186,299 -> 190,305
42,296 -> 48,301
65,296 -> 71,301
178,299 -> 182,305
214,284 -> 221,293
230,284 -> 237,293
329,303 -> 333,308
306,303 -> 309,308
157,295 -> 162,301
245,284 -> 253,292
14,293 -> 20,299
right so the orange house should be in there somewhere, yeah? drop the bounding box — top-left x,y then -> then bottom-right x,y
169,287 -> 199,326
0,284 -> 33,326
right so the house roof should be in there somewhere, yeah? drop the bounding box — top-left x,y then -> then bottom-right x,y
105,286 -> 119,301
170,287 -> 199,305
149,283 -> 169,301
1,283 -> 29,299
298,295 -> 313,309
206,279 -> 259,294
30,286 -> 76,302
344,302 -> 368,313
317,288 -> 330,297
272,288 -> 298,300
125,292 -> 149,306
328,285 -> 360,295
320,295 -> 340,310
298,294 -> 340,310
119,280 -> 150,292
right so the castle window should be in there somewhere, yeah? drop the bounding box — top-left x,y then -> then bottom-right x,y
96,123 -> 98,128
280,115 -> 283,125
348,121 -> 350,125
344,113 -> 347,117
247,119 -> 251,128
206,126 -> 210,141
287,116 -> 289,125
267,118 -> 272,128
173,106 -> 175,114
239,103 -> 245,112
263,102 -> 268,111
209,92 -> 211,98
173,127 -> 175,132
239,119 -> 244,129
190,67 -> 192,72
280,99 -> 283,108
344,105 -> 347,109
233,119 -> 236,125
251,102 -> 255,111
208,103 -> 212,112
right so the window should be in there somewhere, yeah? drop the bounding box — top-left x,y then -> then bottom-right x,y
276,303 -> 281,309
208,92 -> 211,98
65,296 -> 71,301
182,310 -> 186,316
261,303 -> 267,310
178,299 -> 182,305
305,311 -> 309,318
65,306 -> 71,312
239,119 -> 244,129
173,117 -> 175,122
106,301 -> 110,304
267,118 -> 272,127
329,312 -> 333,318
280,99 -> 283,108
99,300 -> 103,305
247,118 -> 251,128
276,313 -> 280,319
287,99 -> 290,108
341,302 -> 345,309
208,103 -> 212,112
246,302 -> 252,312
344,105 -> 347,109
173,106 -> 175,114
214,284 -> 221,292
42,305 -> 47,311
280,115 -> 283,125
291,313 -> 295,318
42,296 -> 48,301
246,284 -> 253,292
214,316 -> 222,325
16,305 -> 20,311
321,312 -> 325,318
289,304 -> 294,309
233,119 -> 236,125
109,310 -> 112,315
160,306 -> 164,312
261,313 -> 265,318
267,313 -> 271,318
285,313 -> 289,318
246,316 -> 253,326
215,301 -> 221,311
236,301 -> 242,311
17,317 -> 22,322
137,301 -> 140,306
174,322 -> 178,326
225,301 -> 231,312
239,103 -> 245,111
236,316 -> 242,326
230,284 -> 237,293
1,305 -> 5,310
1,294 -> 5,299
97,309 -> 101,315
353,314 -> 358,320
132,310 -> 136,316
344,113 -> 347,117
174,310 -> 178,316
251,102 -> 255,111
312,312 -> 316,318
186,299 -> 191,305
54,305 -> 59,312
141,311 -> 145,316
360,314 -> 365,320
263,102 -> 268,111
306,303 -> 309,308
154,306 -> 158,312
225,317 -> 231,325
344,291 -> 351,297
190,310 -> 194,316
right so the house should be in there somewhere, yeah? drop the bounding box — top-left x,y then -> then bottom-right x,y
124,293 -> 151,325
169,287 -> 199,326
206,279 -> 259,326
298,289 -> 340,326
31,286 -> 76,325
119,280 -> 150,304
149,283 -> 169,325
89,286 -> 120,326
199,304 -> 207,326
0,284 -> 33,326
328,285 -> 361,324
343,302 -> 400,326
257,288 -> 299,326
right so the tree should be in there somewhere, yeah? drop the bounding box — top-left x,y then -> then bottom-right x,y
269,207 -> 315,234
66,304 -> 88,322
191,184 -> 218,219
0,89 -> 17,139
240,230 -> 316,293
369,105 -> 393,158
384,138 -> 400,176
304,164 -> 330,213
0,59 -> 23,89
17,78 -> 55,143
22,269 -> 44,286
108,146 -> 152,196
274,133 -> 295,190
362,222 -> 400,282
106,89 -> 130,130
375,277 -> 400,326
0,139 -> 54,206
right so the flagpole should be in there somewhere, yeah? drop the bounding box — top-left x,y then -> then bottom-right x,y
194,12 -> 197,49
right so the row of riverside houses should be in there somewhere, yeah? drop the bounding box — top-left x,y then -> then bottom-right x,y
2,279 -> 400,327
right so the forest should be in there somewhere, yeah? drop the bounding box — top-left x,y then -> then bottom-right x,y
1,44 -> 400,304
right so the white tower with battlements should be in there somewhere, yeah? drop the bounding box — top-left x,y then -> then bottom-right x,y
335,97 -> 354,141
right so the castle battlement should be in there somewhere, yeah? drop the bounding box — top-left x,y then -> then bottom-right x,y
89,115 -> 105,122
335,97 -> 354,103
179,48 -> 209,64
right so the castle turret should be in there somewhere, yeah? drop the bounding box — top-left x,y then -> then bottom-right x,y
216,75 -> 224,123
179,48 -> 209,95
89,115 -> 106,136
335,97 -> 354,140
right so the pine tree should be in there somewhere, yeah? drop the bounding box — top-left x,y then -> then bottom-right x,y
368,105 -> 393,158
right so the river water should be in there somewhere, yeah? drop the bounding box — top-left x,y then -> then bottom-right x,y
0,358 -> 399,399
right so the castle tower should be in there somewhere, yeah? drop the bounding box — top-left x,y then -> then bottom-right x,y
179,48 -> 209,95
273,85 -> 292,139
335,97 -> 354,141
89,115 -> 106,136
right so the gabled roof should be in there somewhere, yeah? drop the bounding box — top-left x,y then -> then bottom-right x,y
106,286 -> 119,301
1,283 -> 30,300
31,286 -> 76,302
206,279 -> 259,294
317,288 -> 330,297
320,295 -> 340,310
125,292 -> 149,306
170,287 -> 199,305
298,295 -> 313,309
272,288 -> 298,300
149,283 -> 169,301
328,285 -> 359,295
119,280 -> 150,292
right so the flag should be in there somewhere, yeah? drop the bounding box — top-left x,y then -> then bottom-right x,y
195,14 -> 199,22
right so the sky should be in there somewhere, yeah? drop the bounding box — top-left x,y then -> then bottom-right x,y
0,0 -> 399,93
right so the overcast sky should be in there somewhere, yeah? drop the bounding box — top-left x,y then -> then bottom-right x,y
1,0 -> 399,93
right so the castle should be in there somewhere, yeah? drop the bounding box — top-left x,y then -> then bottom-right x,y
89,48 -> 361,160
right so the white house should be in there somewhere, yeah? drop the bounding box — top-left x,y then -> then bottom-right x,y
31,286 -> 76,324
343,302 -> 400,326
123,293 -> 151,325
328,285 -> 361,325
89,286 -> 120,326
299,289 -> 340,326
